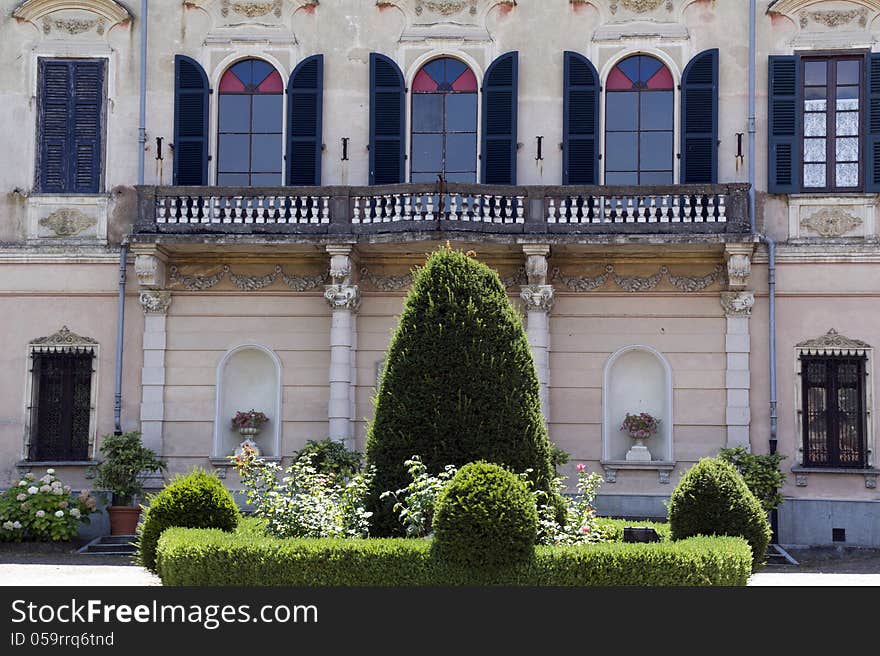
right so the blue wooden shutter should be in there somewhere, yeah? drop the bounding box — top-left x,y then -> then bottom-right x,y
563,52 -> 599,185
173,55 -> 210,186
38,59 -> 103,193
287,55 -> 323,186
681,49 -> 718,184
768,56 -> 799,193
369,54 -> 405,185
866,53 -> 880,192
481,52 -> 518,185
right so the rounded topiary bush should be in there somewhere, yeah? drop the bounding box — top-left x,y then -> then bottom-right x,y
668,457 -> 771,569
365,246 -> 561,536
137,469 -> 239,572
432,461 -> 538,568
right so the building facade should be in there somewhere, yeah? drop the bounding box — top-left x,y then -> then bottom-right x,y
0,0 -> 878,546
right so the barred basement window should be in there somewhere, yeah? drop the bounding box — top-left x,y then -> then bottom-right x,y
25,327 -> 98,463
801,355 -> 868,468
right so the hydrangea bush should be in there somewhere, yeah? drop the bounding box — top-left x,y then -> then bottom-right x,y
233,447 -> 373,539
0,470 -> 99,542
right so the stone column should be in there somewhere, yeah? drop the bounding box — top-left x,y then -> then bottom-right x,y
721,244 -> 755,449
520,245 -> 554,420
324,245 -> 359,447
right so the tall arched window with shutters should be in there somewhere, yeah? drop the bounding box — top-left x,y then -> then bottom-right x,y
605,54 -> 674,185
410,57 -> 478,183
217,59 -> 284,186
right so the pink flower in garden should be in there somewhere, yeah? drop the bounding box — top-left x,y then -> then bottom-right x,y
576,464 -> 585,472
580,525 -> 590,533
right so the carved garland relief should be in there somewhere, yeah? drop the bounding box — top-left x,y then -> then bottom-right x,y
800,208 -> 863,238
169,265 -> 327,292
552,264 -> 724,293
38,208 -> 96,237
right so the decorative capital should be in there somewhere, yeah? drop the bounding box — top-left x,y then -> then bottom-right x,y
139,290 -> 172,315
134,253 -> 167,290
520,285 -> 554,313
324,284 -> 360,311
720,291 -> 755,317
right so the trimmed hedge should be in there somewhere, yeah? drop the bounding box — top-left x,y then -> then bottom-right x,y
432,462 -> 538,568
365,247 -> 560,535
156,519 -> 751,587
137,469 -> 239,573
594,518 -> 671,542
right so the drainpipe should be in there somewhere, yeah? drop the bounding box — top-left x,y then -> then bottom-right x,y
748,0 -> 757,234
137,0 -> 147,186
113,243 -> 128,435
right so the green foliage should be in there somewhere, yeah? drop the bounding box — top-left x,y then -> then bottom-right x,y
536,466 -> 604,546
155,519 -> 751,586
136,469 -> 239,572
292,439 -> 363,479
549,444 -> 570,470
593,517 -> 671,543
380,456 -> 458,537
365,247 -> 560,535
93,432 -> 166,506
668,458 -> 772,569
0,470 -> 99,542
718,446 -> 786,512
432,462 -> 538,568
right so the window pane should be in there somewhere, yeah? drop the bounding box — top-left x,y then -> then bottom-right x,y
606,93 -> 638,131
218,134 -> 249,172
836,112 -> 859,136
803,138 -> 826,163
836,137 -> 859,162
804,61 -> 827,86
640,91 -> 673,130
251,134 -> 281,172
444,133 -> 476,171
252,95 -> 282,133
639,171 -> 674,185
804,113 -> 827,137
837,60 -> 860,86
639,132 -> 673,170
605,171 -> 638,185
836,86 -> 859,111
604,132 -> 638,170
445,94 -> 477,132
412,95 -> 443,132
411,133 -> 443,171
251,173 -> 282,186
219,95 -> 250,132
445,171 -> 476,183
803,163 -> 826,188
836,163 -> 858,187
217,173 -> 249,185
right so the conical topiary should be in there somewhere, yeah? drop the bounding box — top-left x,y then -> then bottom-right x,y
365,246 -> 561,536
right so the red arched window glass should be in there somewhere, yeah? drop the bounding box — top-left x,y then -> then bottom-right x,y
605,55 -> 674,185
217,59 -> 283,186
411,57 -> 478,183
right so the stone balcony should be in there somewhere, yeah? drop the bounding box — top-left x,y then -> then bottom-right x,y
131,182 -> 751,246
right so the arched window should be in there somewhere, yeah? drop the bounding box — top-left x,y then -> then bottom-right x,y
217,59 -> 283,185
411,57 -> 478,183
605,55 -> 674,185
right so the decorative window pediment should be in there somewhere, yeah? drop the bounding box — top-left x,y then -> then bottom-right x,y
12,0 -> 132,35
796,329 -> 872,355
30,326 -> 98,353
376,0 -> 516,41
768,0 -> 880,32
184,0 -> 317,26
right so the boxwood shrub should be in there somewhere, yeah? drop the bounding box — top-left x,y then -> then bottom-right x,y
156,519 -> 751,587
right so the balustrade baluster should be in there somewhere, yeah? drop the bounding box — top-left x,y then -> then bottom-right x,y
717,194 -> 726,222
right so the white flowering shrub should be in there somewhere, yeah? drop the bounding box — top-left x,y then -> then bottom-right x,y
0,470 -> 99,542
233,448 -> 373,539
380,456 -> 457,537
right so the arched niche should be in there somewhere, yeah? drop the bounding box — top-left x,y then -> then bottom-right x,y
213,344 -> 282,458
602,345 -> 673,463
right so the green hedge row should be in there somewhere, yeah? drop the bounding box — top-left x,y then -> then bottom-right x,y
156,520 -> 750,587
594,518 -> 671,542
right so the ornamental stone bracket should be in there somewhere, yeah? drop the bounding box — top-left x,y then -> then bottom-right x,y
327,245 -> 355,286
324,284 -> 360,311
522,244 -> 550,286
139,290 -> 172,315
134,253 -> 168,290
792,469 -> 878,489
724,244 -> 753,290
520,285 -> 554,313
720,291 -> 755,317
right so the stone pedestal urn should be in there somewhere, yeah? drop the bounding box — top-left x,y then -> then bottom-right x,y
625,439 -> 652,462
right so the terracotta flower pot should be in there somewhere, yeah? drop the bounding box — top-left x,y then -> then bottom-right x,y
108,506 -> 141,536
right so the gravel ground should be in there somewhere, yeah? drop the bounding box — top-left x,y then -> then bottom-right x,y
1,547 -> 878,587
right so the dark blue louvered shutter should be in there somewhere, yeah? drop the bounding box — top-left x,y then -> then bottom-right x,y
173,55 -> 209,186
369,54 -> 405,185
768,56 -> 799,193
287,55 -> 323,185
38,59 -> 104,193
481,52 -> 518,185
563,52 -> 599,185
865,53 -> 880,192
681,49 -> 718,184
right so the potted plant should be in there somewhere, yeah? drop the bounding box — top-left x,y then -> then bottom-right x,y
94,432 -> 166,535
232,410 -> 268,456
621,412 -> 660,462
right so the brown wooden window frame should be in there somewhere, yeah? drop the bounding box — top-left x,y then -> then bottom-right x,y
799,52 -> 866,193
800,354 -> 868,468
